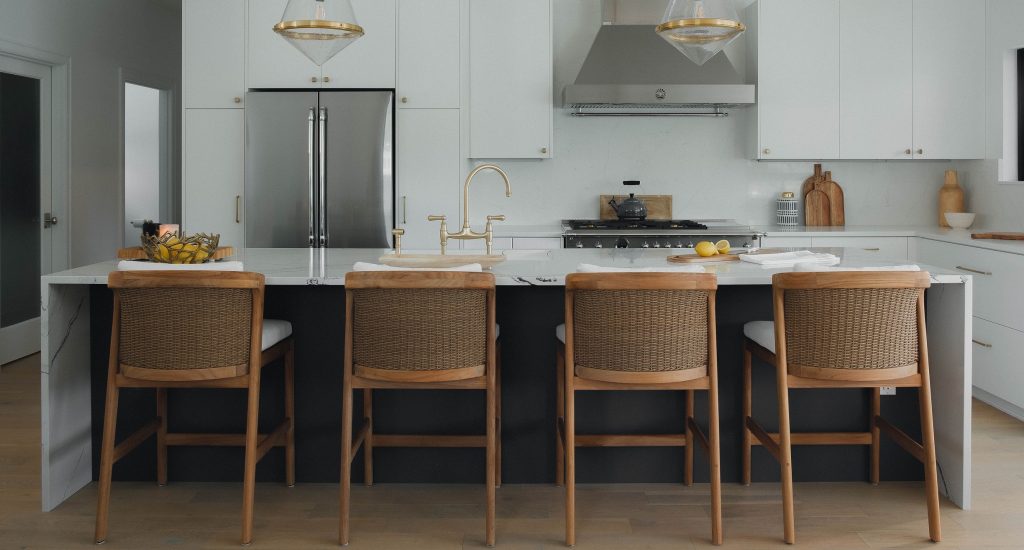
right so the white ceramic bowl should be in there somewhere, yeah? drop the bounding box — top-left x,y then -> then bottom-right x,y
944,212 -> 976,229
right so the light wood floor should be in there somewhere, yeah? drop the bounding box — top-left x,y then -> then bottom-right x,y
3,354 -> 1024,549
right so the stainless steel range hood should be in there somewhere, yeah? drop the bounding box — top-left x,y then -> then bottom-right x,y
564,25 -> 755,116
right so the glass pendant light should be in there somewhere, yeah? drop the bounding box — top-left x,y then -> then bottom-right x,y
656,0 -> 746,66
273,0 -> 364,66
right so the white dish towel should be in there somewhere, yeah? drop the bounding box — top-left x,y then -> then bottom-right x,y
117,260 -> 244,271
576,263 -> 706,273
739,250 -> 840,268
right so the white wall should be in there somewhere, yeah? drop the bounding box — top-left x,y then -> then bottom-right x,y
953,0 -> 1024,230
466,0 -> 960,228
0,0 -> 181,266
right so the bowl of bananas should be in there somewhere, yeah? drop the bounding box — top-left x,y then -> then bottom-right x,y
142,232 -> 220,264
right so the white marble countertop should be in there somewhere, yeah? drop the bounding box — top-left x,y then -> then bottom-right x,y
490,224 -> 564,238
755,224 -> 1024,256
43,247 -> 966,287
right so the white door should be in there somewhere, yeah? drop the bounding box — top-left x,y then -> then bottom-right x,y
184,0 -> 246,108
757,0 -> 840,160
396,109 -> 461,249
123,82 -> 171,246
912,0 -> 985,159
397,0 -> 460,108
469,0 -> 552,159
839,0 -> 913,159
183,109 -> 245,248
321,0 -> 397,89
247,0 -> 323,88
0,56 -> 52,365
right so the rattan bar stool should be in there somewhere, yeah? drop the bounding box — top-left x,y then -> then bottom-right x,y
95,271 -> 295,546
341,271 -> 500,547
741,271 -> 940,544
555,272 -> 723,546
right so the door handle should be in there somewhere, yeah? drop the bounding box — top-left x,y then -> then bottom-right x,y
319,107 -> 327,247
235,196 -> 241,223
308,108 -> 316,247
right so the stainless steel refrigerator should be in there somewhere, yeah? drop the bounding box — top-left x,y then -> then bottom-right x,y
245,91 -> 394,248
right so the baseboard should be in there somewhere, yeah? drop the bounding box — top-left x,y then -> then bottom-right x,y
974,386 -> 1024,422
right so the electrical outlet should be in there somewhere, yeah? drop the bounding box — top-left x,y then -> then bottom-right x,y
880,386 -> 896,396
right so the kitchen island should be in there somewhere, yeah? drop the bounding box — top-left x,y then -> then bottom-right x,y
40,248 -> 972,513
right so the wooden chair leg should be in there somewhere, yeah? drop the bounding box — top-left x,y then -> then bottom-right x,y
241,375 -> 261,545
741,346 -> 752,486
363,388 -> 373,487
777,376 -> 796,545
920,383 -> 942,542
708,383 -> 723,545
94,384 -> 120,544
684,389 -> 694,487
156,388 -> 168,487
285,344 -> 296,488
555,344 -> 565,488
339,378 -> 354,546
496,343 -> 502,489
485,362 -> 497,547
565,375 -> 576,547
870,388 -> 881,486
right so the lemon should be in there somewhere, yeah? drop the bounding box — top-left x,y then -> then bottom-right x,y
695,241 -> 719,257
715,240 -> 731,254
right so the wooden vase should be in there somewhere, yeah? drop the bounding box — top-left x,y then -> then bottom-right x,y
938,170 -> 964,227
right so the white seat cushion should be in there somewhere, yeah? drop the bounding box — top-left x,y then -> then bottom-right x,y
575,263 -> 705,273
262,319 -> 292,351
743,320 -> 776,353
555,323 -> 565,344
352,261 -> 482,272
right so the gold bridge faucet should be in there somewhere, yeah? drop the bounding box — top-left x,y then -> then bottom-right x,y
428,164 -> 512,255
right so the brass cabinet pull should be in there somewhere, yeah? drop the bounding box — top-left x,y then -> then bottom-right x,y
763,147 -> 771,155
311,76 -> 319,83
233,96 -> 242,104
323,76 -> 331,83
541,146 -> 548,154
955,265 -> 992,276
401,96 -> 409,103
917,148 -> 924,155
863,248 -> 881,251
235,195 -> 241,223
402,195 -> 407,224
904,148 -> 912,155
972,339 -> 993,348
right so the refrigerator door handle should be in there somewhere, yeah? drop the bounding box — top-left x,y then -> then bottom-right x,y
319,107 -> 327,247
307,108 -> 316,247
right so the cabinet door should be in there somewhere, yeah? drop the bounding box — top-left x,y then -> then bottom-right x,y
839,0 -> 912,159
757,0 -> 839,160
912,0 -> 985,159
397,109 -> 461,249
183,109 -> 245,248
247,0 -> 322,89
973,317 -> 1024,418
469,0 -> 552,159
811,236 -> 910,262
322,0 -> 397,89
397,0 -> 460,108
184,0 -> 246,108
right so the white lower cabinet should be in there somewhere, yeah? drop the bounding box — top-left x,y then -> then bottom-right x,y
760,236 -> 813,248
396,109 -> 461,250
512,237 -> 562,250
811,237 -> 910,261
463,238 -> 513,251
972,317 -> 1024,420
183,109 -> 245,248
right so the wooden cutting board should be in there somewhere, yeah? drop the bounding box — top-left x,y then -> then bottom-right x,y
804,187 -> 831,226
599,195 -> 672,220
668,253 -> 741,263
820,171 -> 845,226
971,232 -> 1024,241
801,164 -> 825,198
117,246 -> 235,260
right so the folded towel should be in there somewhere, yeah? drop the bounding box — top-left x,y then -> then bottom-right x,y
117,260 -> 244,271
353,262 -> 483,272
576,263 -> 706,273
794,264 -> 921,272
740,250 -> 840,268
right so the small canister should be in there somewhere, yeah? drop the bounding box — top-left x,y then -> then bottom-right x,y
776,192 -> 799,226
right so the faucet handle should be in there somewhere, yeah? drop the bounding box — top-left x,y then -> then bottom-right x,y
486,215 -> 506,222
427,215 -> 447,222
391,228 -> 405,236
391,228 -> 404,255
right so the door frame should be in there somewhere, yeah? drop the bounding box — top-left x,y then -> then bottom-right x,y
118,67 -> 177,247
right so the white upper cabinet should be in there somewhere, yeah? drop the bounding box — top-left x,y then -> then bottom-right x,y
912,0 -> 985,160
321,0 -> 397,89
839,0 -> 913,160
184,0 -> 246,108
247,0 -> 322,88
397,0 -> 460,108
469,0 -> 552,159
757,0 -> 840,160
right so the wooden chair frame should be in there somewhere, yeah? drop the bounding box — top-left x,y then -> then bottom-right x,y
556,272 -> 723,546
95,271 -> 295,546
741,271 -> 940,544
340,271 -> 500,547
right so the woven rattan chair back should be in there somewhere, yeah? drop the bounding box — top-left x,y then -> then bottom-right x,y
565,272 -> 717,383
772,271 -> 931,381
345,271 -> 497,381
107,271 -> 264,380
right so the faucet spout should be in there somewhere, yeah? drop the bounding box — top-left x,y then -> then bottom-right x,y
462,164 -> 512,230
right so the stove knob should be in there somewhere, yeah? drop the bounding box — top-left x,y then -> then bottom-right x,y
595,242 -> 603,248
686,241 -> 695,248
652,242 -> 660,248
575,241 -> 584,248
641,242 -> 649,248
673,242 -> 683,248
615,237 -> 630,249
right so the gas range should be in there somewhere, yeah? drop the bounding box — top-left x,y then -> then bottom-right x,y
562,219 -> 764,250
